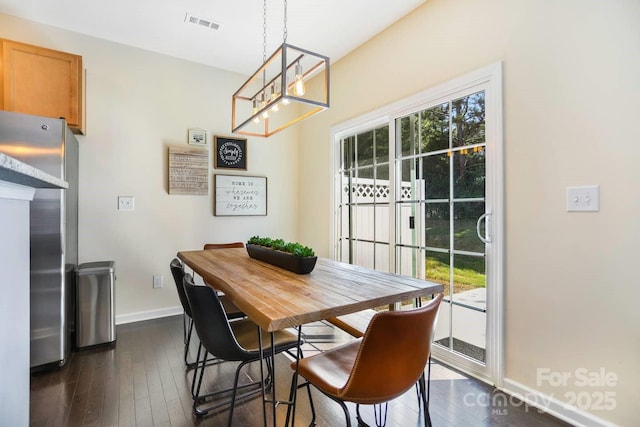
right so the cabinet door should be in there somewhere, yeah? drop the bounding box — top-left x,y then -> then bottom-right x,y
1,39 -> 83,133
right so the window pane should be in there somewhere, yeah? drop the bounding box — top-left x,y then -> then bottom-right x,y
375,244 -> 390,273
357,166 -> 374,180
425,250 -> 450,287
452,91 -> 485,148
396,245 -> 421,278
399,158 -> 417,200
356,130 -> 374,167
375,126 -> 389,163
339,204 -> 350,238
354,205 -> 374,241
425,203 -> 449,250
340,171 -> 352,209
423,153 -> 449,200
397,115 -> 418,157
453,201 -> 485,253
342,135 -> 354,170
452,253 -> 485,296
375,205 -> 390,242
421,102 -> 450,153
339,238 -> 350,263
396,203 -> 418,246
453,149 -> 485,199
355,241 -> 374,270
374,166 -> 390,202
375,163 -> 389,182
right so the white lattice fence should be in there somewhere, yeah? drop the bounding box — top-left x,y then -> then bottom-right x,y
339,178 -> 423,276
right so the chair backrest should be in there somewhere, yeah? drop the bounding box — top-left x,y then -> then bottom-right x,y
339,293 -> 443,404
203,242 -> 244,250
182,273 -> 249,361
170,258 -> 191,318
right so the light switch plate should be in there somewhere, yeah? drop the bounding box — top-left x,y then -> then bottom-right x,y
153,275 -> 163,289
566,185 -> 599,212
118,196 -> 135,211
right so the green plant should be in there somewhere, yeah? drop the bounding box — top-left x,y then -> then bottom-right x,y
247,236 -> 315,257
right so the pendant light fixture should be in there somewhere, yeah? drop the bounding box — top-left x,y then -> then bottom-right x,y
232,0 -> 330,137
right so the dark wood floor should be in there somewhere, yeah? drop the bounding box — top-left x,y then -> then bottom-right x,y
30,315 -> 570,427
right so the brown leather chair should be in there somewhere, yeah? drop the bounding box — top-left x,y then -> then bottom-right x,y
293,293 -> 443,427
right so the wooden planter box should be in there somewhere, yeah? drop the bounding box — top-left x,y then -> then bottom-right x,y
246,244 -> 317,274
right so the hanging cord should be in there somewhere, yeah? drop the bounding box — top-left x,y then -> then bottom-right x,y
283,0 -> 288,43
262,0 -> 267,62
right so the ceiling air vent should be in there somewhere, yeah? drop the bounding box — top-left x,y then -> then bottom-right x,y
184,13 -> 220,30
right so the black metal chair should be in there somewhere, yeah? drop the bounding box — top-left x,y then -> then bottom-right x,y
183,273 -> 301,426
169,258 -> 244,369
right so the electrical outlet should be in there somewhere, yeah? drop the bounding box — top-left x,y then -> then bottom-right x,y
118,196 -> 135,211
153,275 -> 163,288
566,185 -> 600,212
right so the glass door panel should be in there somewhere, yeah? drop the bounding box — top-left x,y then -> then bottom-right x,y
425,203 -> 449,250
337,125 -> 391,272
396,90 -> 488,367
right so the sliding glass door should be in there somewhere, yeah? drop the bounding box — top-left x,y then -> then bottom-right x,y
395,91 -> 489,371
333,64 -> 503,383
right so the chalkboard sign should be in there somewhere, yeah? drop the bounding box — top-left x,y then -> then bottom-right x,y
214,136 -> 247,170
214,174 -> 267,216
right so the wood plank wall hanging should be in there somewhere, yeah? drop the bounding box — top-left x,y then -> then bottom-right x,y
168,146 -> 208,195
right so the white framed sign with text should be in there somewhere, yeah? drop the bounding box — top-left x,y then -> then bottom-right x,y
214,174 -> 267,216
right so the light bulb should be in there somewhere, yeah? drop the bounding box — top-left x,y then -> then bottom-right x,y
252,99 -> 260,123
271,84 -> 278,101
294,61 -> 305,96
282,98 -> 290,106
271,103 -> 279,112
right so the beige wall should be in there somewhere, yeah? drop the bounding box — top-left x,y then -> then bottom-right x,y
298,0 -> 639,425
2,0 -> 639,424
0,13 -> 301,320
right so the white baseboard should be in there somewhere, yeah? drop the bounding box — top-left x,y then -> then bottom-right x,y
501,378 -> 617,427
115,306 -> 183,325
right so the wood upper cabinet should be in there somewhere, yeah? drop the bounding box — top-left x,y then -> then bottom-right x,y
0,39 -> 84,134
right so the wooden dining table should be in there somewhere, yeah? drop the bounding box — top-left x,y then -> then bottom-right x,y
177,247 -> 444,425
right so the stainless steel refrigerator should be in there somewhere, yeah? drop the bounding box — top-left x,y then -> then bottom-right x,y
0,110 -> 78,369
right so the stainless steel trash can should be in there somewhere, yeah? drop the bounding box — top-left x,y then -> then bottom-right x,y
76,261 -> 116,348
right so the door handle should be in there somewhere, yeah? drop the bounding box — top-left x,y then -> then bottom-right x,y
476,212 -> 492,244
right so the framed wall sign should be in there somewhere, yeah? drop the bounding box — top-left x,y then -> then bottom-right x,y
214,135 -> 247,170
168,146 -> 208,195
214,174 -> 267,216
188,128 -> 207,146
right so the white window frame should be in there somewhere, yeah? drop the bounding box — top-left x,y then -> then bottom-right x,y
330,62 -> 504,385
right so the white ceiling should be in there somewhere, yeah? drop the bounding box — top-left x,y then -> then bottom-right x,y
0,0 -> 425,76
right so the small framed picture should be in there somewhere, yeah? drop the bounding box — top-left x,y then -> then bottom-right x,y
214,135 -> 247,170
188,128 -> 207,146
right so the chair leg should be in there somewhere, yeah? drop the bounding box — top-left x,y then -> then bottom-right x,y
182,312 -> 188,344
184,318 -> 195,367
285,377 -> 317,427
418,374 -> 432,427
192,350 -> 209,415
191,357 -> 271,419
310,388 -> 351,427
355,403 -> 388,427
190,343 -> 204,399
